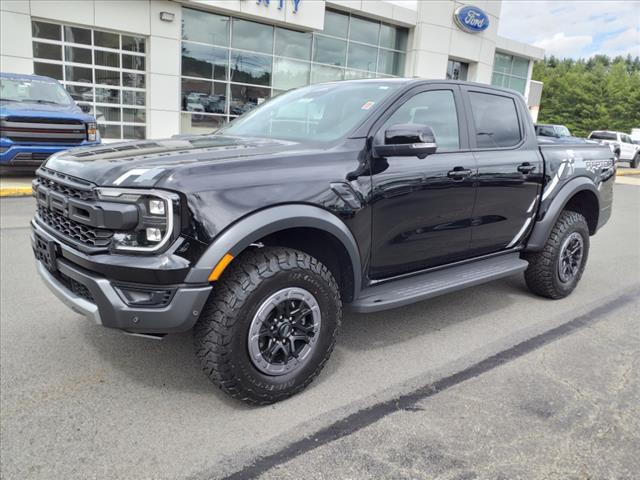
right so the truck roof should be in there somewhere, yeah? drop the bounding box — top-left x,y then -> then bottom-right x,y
311,77 -> 526,97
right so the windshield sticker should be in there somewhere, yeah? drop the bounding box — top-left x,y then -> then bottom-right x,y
361,101 -> 376,110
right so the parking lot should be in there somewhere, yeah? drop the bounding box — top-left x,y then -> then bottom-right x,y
1,182 -> 638,480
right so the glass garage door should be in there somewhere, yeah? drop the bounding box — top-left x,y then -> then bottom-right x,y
32,20 -> 147,140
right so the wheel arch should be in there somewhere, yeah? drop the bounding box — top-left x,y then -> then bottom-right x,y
525,177 -> 600,252
185,204 -> 362,302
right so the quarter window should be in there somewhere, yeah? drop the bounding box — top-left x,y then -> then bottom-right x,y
382,90 -> 460,151
469,92 -> 521,148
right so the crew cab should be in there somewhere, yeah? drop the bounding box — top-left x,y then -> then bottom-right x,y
31,79 -> 614,404
0,72 -> 100,173
588,130 -> 640,168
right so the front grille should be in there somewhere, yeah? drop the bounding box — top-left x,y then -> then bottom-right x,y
34,170 -> 116,250
57,271 -> 94,303
35,168 -> 95,201
1,117 -> 86,145
38,205 -> 113,248
12,152 -> 51,164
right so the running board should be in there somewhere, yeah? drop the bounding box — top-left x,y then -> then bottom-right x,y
349,253 -> 528,313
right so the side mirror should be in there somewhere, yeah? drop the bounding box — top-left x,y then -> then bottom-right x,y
77,103 -> 91,114
373,123 -> 438,159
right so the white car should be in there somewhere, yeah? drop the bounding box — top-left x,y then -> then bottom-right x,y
588,130 -> 640,168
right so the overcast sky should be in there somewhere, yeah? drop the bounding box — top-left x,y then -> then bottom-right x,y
388,1 -> 640,59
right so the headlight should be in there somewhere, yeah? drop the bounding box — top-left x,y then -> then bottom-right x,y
87,122 -> 97,141
97,188 -> 179,253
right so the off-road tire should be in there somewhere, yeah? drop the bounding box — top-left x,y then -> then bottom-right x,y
631,153 -> 639,169
524,210 -> 590,299
193,247 -> 341,405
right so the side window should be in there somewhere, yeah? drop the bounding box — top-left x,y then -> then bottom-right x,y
622,134 -> 632,144
469,91 -> 522,148
381,90 -> 460,151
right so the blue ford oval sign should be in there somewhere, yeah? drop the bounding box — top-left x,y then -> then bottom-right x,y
454,5 -> 490,33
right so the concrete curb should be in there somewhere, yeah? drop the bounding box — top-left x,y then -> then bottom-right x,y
0,186 -> 32,197
616,169 -> 640,177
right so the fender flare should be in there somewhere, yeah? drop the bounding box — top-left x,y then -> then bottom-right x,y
524,177 -> 600,252
185,204 -> 362,298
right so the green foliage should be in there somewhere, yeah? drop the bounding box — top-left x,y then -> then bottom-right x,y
533,55 -> 640,137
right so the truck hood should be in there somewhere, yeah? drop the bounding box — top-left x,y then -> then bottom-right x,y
0,100 -> 94,122
44,135 -> 306,187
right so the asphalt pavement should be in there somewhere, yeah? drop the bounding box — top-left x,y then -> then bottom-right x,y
0,184 -> 638,480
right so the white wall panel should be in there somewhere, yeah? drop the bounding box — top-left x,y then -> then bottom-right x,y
149,36 -> 179,75
412,50 -> 448,79
1,10 -> 32,59
148,73 -> 179,111
30,0 -> 94,25
0,1 -> 30,14
150,0 -> 181,39
94,0 -> 150,35
1,55 -> 33,74
148,109 -> 179,138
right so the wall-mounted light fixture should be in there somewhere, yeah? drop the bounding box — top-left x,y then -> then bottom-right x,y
159,11 -> 175,22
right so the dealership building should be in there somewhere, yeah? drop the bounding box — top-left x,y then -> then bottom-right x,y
1,0 -> 544,141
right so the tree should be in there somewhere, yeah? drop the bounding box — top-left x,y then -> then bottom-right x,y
533,54 -> 640,136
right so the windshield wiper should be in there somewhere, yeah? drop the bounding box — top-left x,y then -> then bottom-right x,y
31,99 -> 65,105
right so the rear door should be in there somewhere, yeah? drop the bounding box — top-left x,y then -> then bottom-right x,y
368,85 -> 477,279
462,86 -> 543,256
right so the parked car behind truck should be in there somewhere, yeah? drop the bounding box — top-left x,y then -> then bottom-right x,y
0,72 -> 100,173
31,79 -> 614,404
588,130 -> 640,168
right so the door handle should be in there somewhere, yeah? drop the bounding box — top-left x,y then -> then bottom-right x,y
517,163 -> 536,174
447,167 -> 472,180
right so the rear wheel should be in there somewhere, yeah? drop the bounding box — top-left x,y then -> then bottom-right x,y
193,247 -> 341,405
524,210 -> 590,299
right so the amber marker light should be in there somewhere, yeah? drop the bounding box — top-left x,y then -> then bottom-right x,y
208,253 -> 234,281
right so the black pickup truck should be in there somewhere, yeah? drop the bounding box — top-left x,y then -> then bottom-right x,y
31,79 -> 614,404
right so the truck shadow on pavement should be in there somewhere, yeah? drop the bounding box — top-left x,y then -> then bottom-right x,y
76,275 -> 530,404
340,276 -> 528,352
76,323 -> 251,409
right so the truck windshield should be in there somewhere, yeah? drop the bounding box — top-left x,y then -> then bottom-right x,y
0,77 -> 73,106
218,82 -> 401,142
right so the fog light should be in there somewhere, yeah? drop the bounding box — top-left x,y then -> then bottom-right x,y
149,199 -> 165,215
146,227 -> 162,242
114,285 -> 174,307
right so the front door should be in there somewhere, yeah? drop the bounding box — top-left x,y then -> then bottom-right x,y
463,86 -> 543,256
369,86 -> 477,279
620,134 -> 636,160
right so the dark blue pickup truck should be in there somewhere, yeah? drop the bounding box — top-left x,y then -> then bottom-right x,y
0,72 -> 100,173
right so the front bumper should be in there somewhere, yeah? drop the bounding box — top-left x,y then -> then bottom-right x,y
0,139 -> 101,166
32,223 -> 212,334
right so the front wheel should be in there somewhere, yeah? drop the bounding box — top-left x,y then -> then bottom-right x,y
193,247 -> 341,405
631,153 -> 639,169
524,210 -> 590,299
